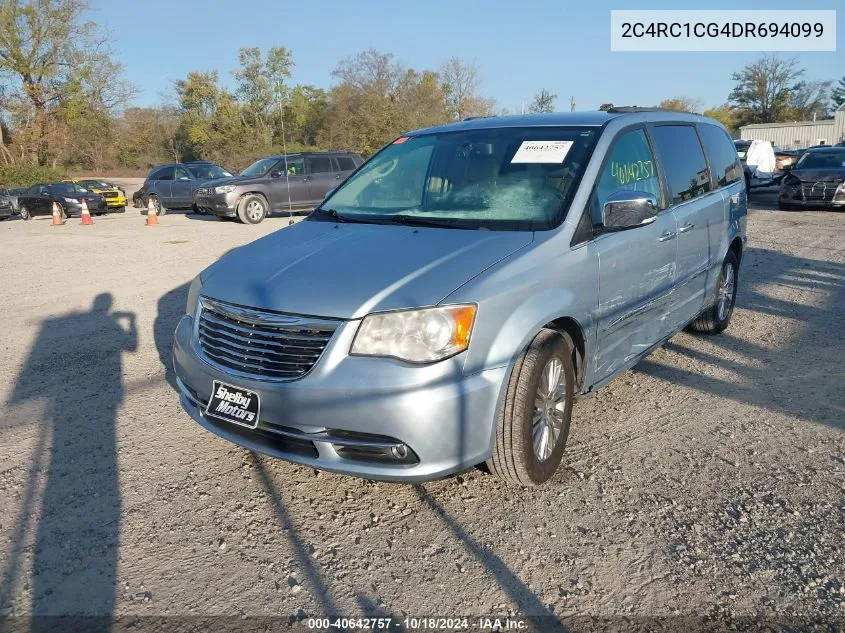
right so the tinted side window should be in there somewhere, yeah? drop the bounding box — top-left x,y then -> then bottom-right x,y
335,156 -> 357,171
174,166 -> 192,180
151,167 -> 173,181
307,156 -> 333,174
698,124 -> 742,187
650,125 -> 712,204
595,128 -> 660,214
278,158 -> 305,175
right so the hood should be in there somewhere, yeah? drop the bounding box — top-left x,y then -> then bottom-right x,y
790,169 -> 845,182
65,192 -> 102,200
200,174 -> 263,188
200,220 -> 533,320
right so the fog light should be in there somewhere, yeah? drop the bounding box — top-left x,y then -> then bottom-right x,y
390,444 -> 409,459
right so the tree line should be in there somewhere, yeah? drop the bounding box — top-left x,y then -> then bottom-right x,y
0,0 -> 843,181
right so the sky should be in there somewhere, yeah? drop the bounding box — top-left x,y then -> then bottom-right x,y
86,0 -> 843,114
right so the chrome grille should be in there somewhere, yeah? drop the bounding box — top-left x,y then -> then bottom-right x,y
799,181 -> 840,202
196,298 -> 337,381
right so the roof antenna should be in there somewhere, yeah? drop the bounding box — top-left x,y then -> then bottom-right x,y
276,80 -> 294,226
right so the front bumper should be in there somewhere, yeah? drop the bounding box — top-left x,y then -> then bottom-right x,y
779,184 -> 845,208
103,195 -> 127,208
194,192 -> 238,217
173,314 -> 507,481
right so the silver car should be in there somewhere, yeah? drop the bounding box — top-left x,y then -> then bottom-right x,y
174,109 -> 747,486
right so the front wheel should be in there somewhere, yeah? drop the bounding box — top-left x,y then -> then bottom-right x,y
487,329 -> 575,486
237,194 -> 268,225
688,250 -> 739,334
19,205 -> 31,221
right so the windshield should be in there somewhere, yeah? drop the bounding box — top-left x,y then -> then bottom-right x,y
794,149 -> 845,170
188,164 -> 232,180
52,183 -> 86,193
78,180 -> 111,189
240,157 -> 280,178
314,127 -> 598,231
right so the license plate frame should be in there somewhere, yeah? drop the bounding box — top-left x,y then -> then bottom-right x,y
205,380 -> 261,430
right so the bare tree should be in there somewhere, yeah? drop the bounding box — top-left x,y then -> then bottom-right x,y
440,57 -> 490,120
529,89 -> 557,113
729,55 -> 804,125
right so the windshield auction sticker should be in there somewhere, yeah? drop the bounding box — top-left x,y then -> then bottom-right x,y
511,140 -> 574,164
610,10 -> 836,51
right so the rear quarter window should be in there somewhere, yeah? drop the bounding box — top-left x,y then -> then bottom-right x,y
699,124 -> 743,187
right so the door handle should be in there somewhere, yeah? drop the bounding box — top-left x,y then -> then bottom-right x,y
335,174 -> 342,179
658,230 -> 677,242
678,223 -> 694,233
302,177 -> 311,183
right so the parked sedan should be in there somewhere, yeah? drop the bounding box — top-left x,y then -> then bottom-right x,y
16,182 -> 108,220
0,189 -> 14,220
778,147 -> 845,210
64,179 -> 127,211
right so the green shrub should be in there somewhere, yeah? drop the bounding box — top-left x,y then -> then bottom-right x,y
0,164 -> 64,188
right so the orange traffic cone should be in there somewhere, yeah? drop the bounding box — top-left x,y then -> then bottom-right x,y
80,199 -> 94,225
146,196 -> 158,226
51,201 -> 65,226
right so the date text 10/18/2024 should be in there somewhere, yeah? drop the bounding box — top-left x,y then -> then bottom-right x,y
307,617 -> 528,630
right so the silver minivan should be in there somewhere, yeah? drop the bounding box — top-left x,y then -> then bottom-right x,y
173,109 -> 747,486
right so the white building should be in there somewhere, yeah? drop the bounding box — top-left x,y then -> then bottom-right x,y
739,103 -> 845,149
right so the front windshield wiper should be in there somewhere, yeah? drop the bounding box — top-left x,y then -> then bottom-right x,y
312,208 -> 375,224
389,214 -> 472,229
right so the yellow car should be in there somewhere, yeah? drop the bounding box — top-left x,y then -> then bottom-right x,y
62,179 -> 127,211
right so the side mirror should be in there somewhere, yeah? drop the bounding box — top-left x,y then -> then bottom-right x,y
269,170 -> 282,178
323,187 -> 336,200
178,176 -> 191,181
602,190 -> 658,231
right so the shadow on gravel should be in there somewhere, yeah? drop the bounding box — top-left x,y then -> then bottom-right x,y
637,247 -> 845,431
0,293 -> 137,631
155,282 -> 190,391
414,486 -> 569,632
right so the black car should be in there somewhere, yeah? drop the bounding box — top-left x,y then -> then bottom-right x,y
778,147 -> 845,210
16,182 -> 108,220
142,160 -> 233,215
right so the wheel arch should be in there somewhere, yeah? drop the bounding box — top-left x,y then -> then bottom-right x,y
541,316 -> 588,393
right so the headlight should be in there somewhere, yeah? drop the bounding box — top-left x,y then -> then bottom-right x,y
63,197 -> 77,204
836,181 -> 845,194
214,185 -> 236,194
186,275 -> 203,316
351,305 -> 476,363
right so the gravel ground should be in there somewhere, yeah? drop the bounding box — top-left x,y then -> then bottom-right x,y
0,189 -> 843,632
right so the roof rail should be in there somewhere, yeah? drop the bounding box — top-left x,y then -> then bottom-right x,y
462,115 -> 495,121
606,106 -> 701,115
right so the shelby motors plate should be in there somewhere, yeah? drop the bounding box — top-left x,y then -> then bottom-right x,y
206,380 -> 260,429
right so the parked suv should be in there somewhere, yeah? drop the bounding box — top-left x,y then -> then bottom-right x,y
143,161 -> 233,215
174,110 -> 747,486
193,151 -> 363,224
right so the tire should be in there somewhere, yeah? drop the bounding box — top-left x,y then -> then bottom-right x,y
116,206 -> 126,213
192,204 -> 206,215
60,206 -> 67,221
486,329 -> 575,486
237,194 -> 268,225
688,250 -> 739,335
19,205 -> 31,221
148,196 -> 165,216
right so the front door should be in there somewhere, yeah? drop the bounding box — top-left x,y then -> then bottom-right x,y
170,166 -> 194,208
592,127 -> 679,383
649,124 -> 719,328
268,157 -> 309,211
